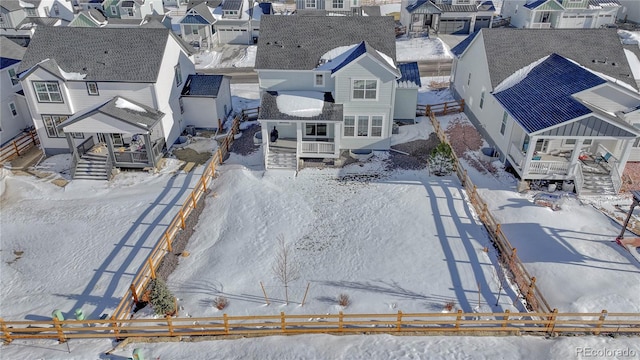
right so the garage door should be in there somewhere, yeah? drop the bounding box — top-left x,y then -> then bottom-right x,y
439,18 -> 470,34
216,28 -> 250,45
559,15 -> 593,28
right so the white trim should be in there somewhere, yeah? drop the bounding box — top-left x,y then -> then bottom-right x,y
351,79 -> 378,101
342,114 -> 385,138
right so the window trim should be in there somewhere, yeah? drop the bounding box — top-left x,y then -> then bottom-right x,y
8,68 -> 19,86
86,82 -> 99,96
500,111 -> 507,135
479,90 -> 485,109
174,64 -> 183,86
8,102 -> 17,117
33,81 -> 64,103
305,0 -> 317,8
351,79 -> 378,101
42,115 -> 83,139
332,0 -> 344,9
314,73 -> 324,87
343,114 -> 384,138
304,123 -> 328,137
110,5 -> 117,15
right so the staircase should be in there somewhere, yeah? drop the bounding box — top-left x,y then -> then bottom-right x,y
266,147 -> 297,170
580,171 -> 616,195
74,152 -> 110,180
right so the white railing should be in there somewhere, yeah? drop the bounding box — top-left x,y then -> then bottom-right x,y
508,142 -> 525,169
528,161 -> 570,175
575,165 -> 584,195
530,22 -> 552,29
301,141 -> 335,154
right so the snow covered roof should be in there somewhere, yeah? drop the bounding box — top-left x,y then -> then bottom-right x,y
181,74 -> 227,97
315,41 -> 398,76
397,62 -> 421,88
258,91 -> 343,122
493,54 -> 607,134
58,96 -> 164,132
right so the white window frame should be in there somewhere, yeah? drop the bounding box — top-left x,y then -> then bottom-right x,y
633,137 -> 640,148
53,4 -> 59,16
352,79 -> 378,101
343,115 -> 384,138
371,116 -> 383,137
86,82 -> 99,96
467,73 -> 471,86
304,123 -> 328,137
582,139 -> 592,145
8,102 -> 17,117
563,139 -> 577,146
314,73 -> 324,87
174,64 -> 182,86
500,111 -> 507,135
332,0 -> 344,9
42,115 -> 82,138
123,7 -> 134,16
305,0 -> 316,8
33,81 -> 63,103
344,116 -> 355,136
26,8 -> 38,16
0,13 -> 5,24
8,68 -> 19,86
179,97 -> 184,114
479,90 -> 485,109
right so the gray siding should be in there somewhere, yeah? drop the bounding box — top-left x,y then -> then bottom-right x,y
537,115 -> 637,138
394,88 -> 418,120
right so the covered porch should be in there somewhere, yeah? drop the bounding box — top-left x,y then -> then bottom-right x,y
260,120 -> 342,159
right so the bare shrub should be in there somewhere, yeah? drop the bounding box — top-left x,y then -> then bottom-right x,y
338,293 -> 350,307
444,301 -> 455,312
213,296 -> 229,310
272,234 -> 301,304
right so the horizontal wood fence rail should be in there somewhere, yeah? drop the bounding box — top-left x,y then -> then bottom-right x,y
426,110 -> 552,314
242,107 -> 260,121
0,130 -> 40,164
111,113 -> 245,322
2,311 -> 639,343
416,100 -> 465,117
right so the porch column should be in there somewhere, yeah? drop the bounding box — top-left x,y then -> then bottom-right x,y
65,133 -> 79,161
568,140 -> 582,176
618,139 -> 634,174
521,135 -> 538,178
296,122 -> 302,156
469,15 -> 476,34
144,133 -> 157,168
333,122 -> 341,157
105,134 -> 116,165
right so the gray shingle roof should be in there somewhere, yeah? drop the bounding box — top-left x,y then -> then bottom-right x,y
18,27 -> 177,82
0,36 -> 27,62
181,74 -> 226,97
256,16 -> 396,70
481,28 -> 637,90
0,0 -> 22,11
59,96 -> 164,131
190,2 -> 216,23
258,91 -> 343,122
222,0 -> 242,11
436,4 -> 477,12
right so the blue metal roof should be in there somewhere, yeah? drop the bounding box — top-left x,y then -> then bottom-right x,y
493,53 -> 607,134
450,30 -> 479,58
0,58 -> 20,70
258,2 -> 272,14
406,0 -> 429,12
181,74 -> 224,97
180,15 -> 209,24
397,62 -> 422,87
524,0 -> 556,9
478,1 -> 495,11
316,42 -> 367,74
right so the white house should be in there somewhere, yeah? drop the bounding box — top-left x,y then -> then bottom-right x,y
255,16 -> 421,170
101,0 -> 165,19
180,74 -> 232,129
213,0 -> 273,45
400,0 -> 496,35
617,0 -> 640,24
450,28 -> 640,195
17,27 -> 199,179
500,0 -> 620,29
0,37 -> 32,146
295,0 -> 362,15
179,0 -> 218,49
0,0 -> 72,39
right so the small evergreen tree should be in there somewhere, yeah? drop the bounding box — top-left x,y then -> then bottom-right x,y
147,278 -> 176,316
429,142 -> 455,176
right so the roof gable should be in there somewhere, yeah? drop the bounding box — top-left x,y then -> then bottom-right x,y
450,30 -> 479,57
493,54 -> 607,133
256,16 -> 396,71
18,27 -> 174,83
320,41 -> 399,77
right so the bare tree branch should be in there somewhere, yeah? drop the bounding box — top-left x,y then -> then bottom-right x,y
271,234 -> 300,304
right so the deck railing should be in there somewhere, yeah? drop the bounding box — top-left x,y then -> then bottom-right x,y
301,141 -> 335,154
528,160 -> 570,175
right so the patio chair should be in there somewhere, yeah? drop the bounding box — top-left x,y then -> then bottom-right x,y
594,152 -> 612,164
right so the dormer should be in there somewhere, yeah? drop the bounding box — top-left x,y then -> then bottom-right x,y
222,0 -> 243,18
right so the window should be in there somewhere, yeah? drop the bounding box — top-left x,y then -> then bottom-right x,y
353,0 -> 357,5
190,25 -> 199,35
174,64 -> 182,86
305,0 -> 316,8
305,123 -> 327,136
371,116 -> 383,137
500,111 -> 507,135
44,6 -> 49,15
479,90 -> 485,109
42,115 -> 82,138
123,7 -> 134,16
563,139 -> 577,146
634,138 -> 640,148
179,97 -> 184,114
344,116 -> 355,136
352,79 -> 377,100
8,102 -> 17,117
0,13 -> 4,24
110,5 -> 117,15
467,73 -> 471,86
357,116 -> 369,136
455,0 -> 470,4
315,73 -> 324,87
8,68 -> 19,86
53,4 -> 59,16
86,82 -> 99,95
33,81 -> 63,103
111,133 -> 124,146
583,139 -> 592,145
333,0 -> 344,8
26,8 -> 38,16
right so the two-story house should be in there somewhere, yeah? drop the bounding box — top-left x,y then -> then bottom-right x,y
255,16 -> 421,170
501,0 -> 620,29
0,37 -> 32,145
179,0 -> 218,49
101,0 -> 164,19
17,27 -> 198,179
294,0 -> 362,15
450,28 -> 640,195
0,0 -> 73,39
400,0 -> 496,35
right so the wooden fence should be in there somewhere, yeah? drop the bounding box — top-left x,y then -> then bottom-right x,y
2,310 -> 639,343
0,129 -> 39,164
110,114 -> 242,323
416,100 -> 465,117
425,108 -> 551,314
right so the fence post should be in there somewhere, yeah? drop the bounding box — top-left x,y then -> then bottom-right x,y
510,248 -> 517,268
224,313 -> 229,335
280,312 -> 286,333
301,282 -> 310,306
166,315 -> 174,336
148,258 -> 156,279
443,102 -> 448,114
12,141 -> 19,157
594,310 -> 608,335
130,284 -> 139,304
482,203 -> 488,222
30,130 -> 36,144
260,281 -> 270,305
396,310 -> 403,332
218,119 -> 222,132
165,232 -> 172,253
525,277 -> 536,304
339,311 -> 344,332
0,318 -> 12,344
218,148 -> 223,165
546,308 -> 558,335
179,209 -> 185,229
502,309 -> 510,328
52,316 -> 66,343
495,223 -> 502,238
455,309 -> 463,330
191,192 -> 197,209
460,99 -> 465,111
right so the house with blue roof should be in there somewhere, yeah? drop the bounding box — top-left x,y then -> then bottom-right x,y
501,0 -> 619,29
0,36 -> 32,146
255,16 -> 420,170
450,27 -> 640,195
399,0 -> 496,35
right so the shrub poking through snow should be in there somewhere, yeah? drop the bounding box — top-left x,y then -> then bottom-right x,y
147,278 -> 176,316
444,301 -> 455,312
213,296 -> 229,310
429,143 -> 455,176
338,293 -> 350,307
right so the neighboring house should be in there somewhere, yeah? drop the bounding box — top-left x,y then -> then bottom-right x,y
101,0 -> 164,19
400,0 -> 496,35
0,0 -> 68,38
17,27 -> 198,178
180,74 -> 232,129
0,37 -> 32,146
74,0 -> 105,11
213,0 -> 273,45
255,16 -> 420,170
295,0 -> 362,15
70,8 -> 173,28
450,28 -> 640,195
500,0 -> 620,29
617,0 -> 640,24
68,8 -> 108,26
179,0 -> 219,49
